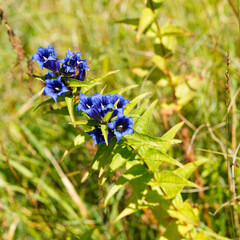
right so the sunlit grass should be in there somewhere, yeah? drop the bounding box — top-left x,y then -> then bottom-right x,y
0,0 -> 240,238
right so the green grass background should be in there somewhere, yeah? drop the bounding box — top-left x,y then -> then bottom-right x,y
0,0 -> 240,239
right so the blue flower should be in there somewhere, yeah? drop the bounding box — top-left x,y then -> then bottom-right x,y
60,50 -> 89,81
109,94 -> 130,118
92,94 -> 115,112
45,71 -> 55,80
31,45 -> 60,72
107,114 -> 134,141
110,94 -> 130,109
44,76 -> 69,102
87,127 -> 114,145
76,93 -> 104,122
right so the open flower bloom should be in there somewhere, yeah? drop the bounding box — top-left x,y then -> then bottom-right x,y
60,50 -> 89,81
87,127 -> 114,145
77,93 -> 103,121
31,45 -> 60,72
76,93 -> 115,122
107,113 -> 134,142
44,76 -> 69,102
109,94 -> 130,118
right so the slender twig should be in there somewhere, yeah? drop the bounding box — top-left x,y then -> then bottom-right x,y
227,0 -> 239,19
232,143 -> 240,193
44,148 -> 89,218
225,51 -> 238,238
187,124 -> 205,155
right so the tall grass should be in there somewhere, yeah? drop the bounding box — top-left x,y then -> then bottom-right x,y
0,0 -> 240,238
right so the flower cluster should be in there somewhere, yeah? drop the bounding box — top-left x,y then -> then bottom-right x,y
77,93 -> 134,145
32,45 -> 89,102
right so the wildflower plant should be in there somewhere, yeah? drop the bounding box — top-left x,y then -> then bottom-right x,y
32,45 -> 134,145
32,42 -> 225,240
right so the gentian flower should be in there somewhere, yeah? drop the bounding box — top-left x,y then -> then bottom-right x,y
87,127 -> 114,145
109,94 -> 130,118
92,94 -> 115,112
44,76 -> 69,102
76,93 -> 104,122
107,113 -> 134,141
45,71 -> 55,80
110,94 -> 130,109
60,50 -> 89,81
31,45 -> 60,72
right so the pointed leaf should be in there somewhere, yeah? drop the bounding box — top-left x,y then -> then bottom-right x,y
65,96 -> 75,123
81,70 -> 120,93
160,122 -> 184,153
134,100 -> 157,134
136,8 -> 155,43
174,158 -> 208,179
124,92 -> 151,115
161,25 -> 191,37
125,130 -> 180,150
107,84 -> 139,95
153,171 -> 199,190
139,147 -> 183,169
101,124 -> 108,146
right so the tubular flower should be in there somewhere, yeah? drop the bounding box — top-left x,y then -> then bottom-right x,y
31,45 -> 60,72
107,113 -> 134,142
60,50 -> 89,81
76,93 -> 133,145
87,127 -> 114,145
44,76 -> 69,102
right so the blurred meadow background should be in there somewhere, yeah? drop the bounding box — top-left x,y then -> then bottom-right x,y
1,0 -> 240,239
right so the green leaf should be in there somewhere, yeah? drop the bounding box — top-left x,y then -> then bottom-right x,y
152,55 -> 166,73
197,228 -> 231,240
160,122 -> 184,153
136,8 -> 155,43
67,80 -> 90,87
124,92 -> 151,115
81,70 -> 120,93
131,68 -> 148,77
116,18 -> 139,28
92,138 -> 117,171
130,172 -> 152,197
104,174 -> 128,207
104,164 -> 147,206
157,158 -> 208,198
161,25 -> 191,37
139,147 -> 183,169
70,119 -> 99,126
134,100 -> 157,134
131,99 -> 149,121
125,130 -> 180,151
101,124 -> 109,146
45,105 -> 80,116
168,200 -> 198,225
65,96 -> 75,123
153,171 -> 199,191
74,134 -> 86,146
174,158 -> 208,179
110,153 -> 127,171
79,229 -> 95,240
9,160 -> 34,178
146,0 -> 163,10
34,96 -> 66,111
113,202 -> 139,223
154,43 -> 173,58
107,84 -> 139,95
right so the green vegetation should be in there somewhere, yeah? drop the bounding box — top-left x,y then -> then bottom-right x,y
0,0 -> 240,239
